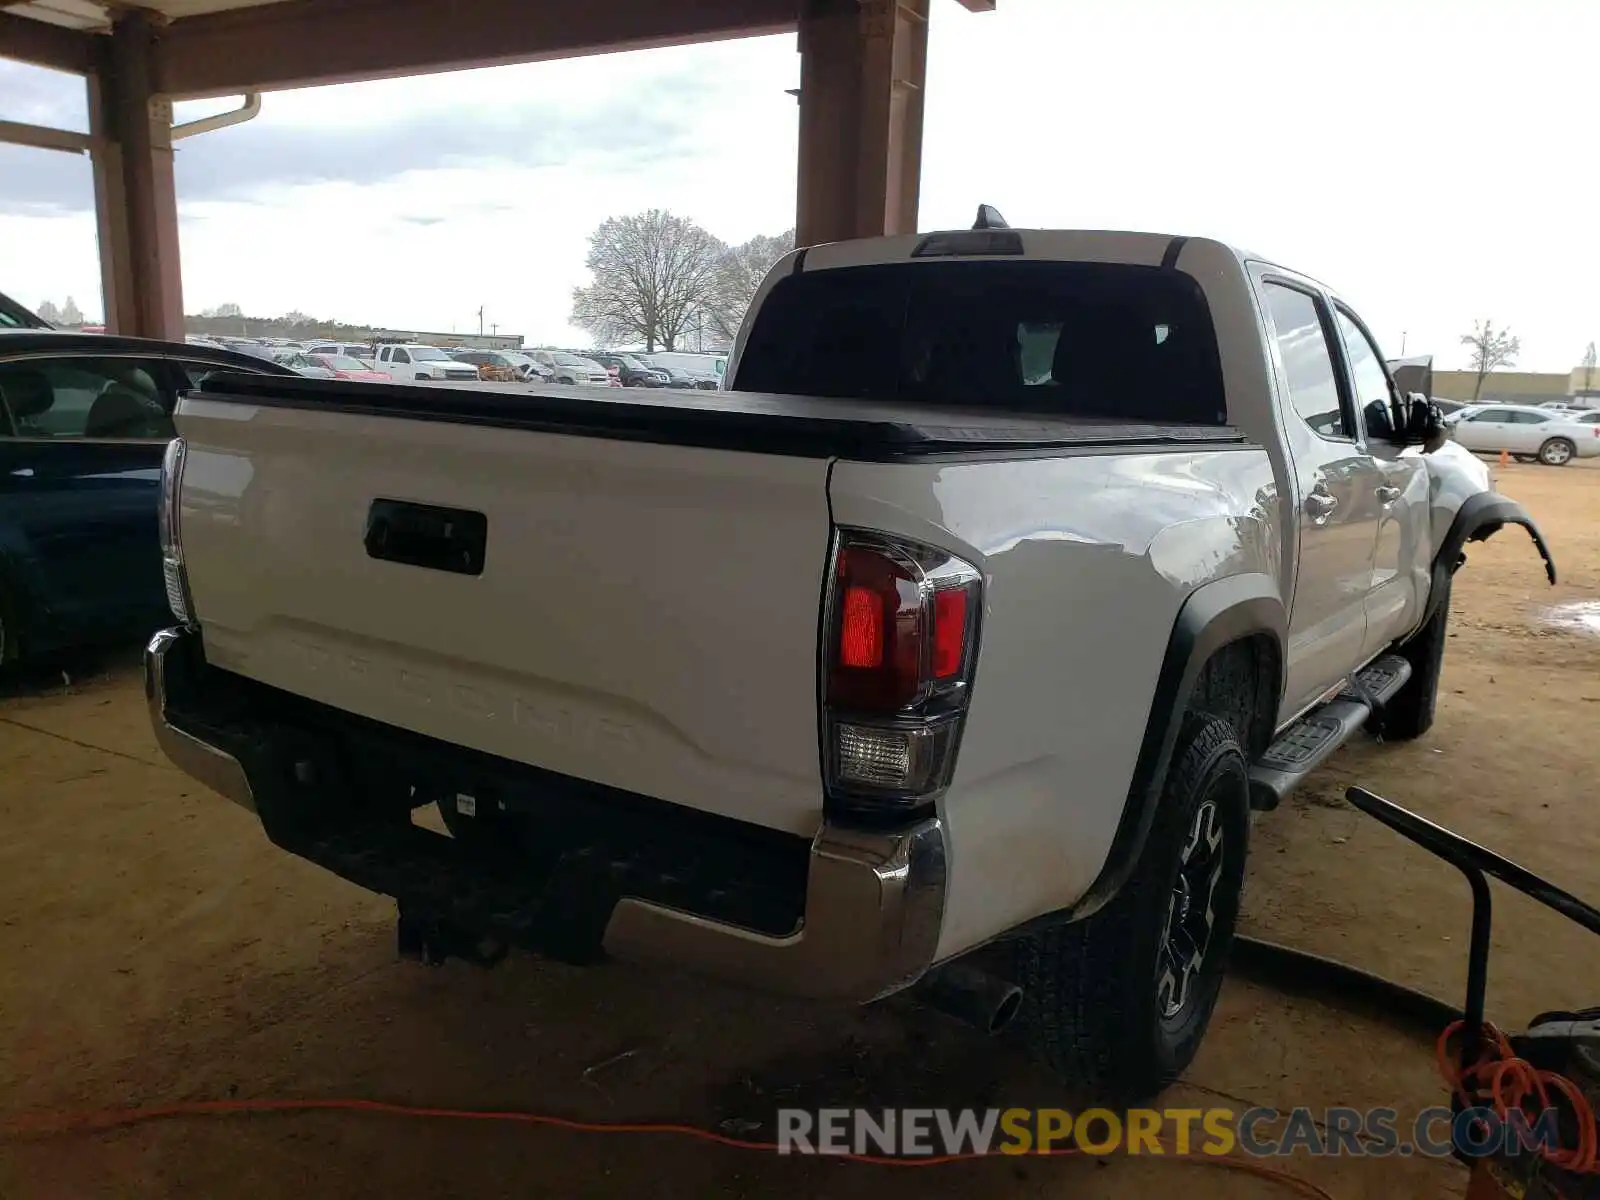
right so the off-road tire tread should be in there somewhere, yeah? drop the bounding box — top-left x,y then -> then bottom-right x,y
1012,713 -> 1248,1101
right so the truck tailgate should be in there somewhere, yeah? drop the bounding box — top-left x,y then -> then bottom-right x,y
175,396 -> 831,835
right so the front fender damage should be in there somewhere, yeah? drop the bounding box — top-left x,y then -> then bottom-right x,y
1427,491 -> 1556,624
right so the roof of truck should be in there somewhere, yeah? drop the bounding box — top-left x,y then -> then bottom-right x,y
792,227 -> 1317,288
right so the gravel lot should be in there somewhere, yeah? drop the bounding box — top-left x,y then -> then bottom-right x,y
2,459 -> 1596,1200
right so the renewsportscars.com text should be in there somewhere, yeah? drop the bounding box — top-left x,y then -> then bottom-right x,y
776,1105 -> 1561,1159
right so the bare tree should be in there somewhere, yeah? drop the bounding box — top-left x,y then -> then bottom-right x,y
703,230 -> 795,345
570,211 -> 727,352
205,302 -> 244,319
35,299 -> 61,325
1460,319 -> 1521,401
59,296 -> 84,326
1582,341 -> 1597,398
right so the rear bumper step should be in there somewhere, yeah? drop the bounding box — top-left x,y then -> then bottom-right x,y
1249,654 -> 1413,810
145,626 -> 947,1004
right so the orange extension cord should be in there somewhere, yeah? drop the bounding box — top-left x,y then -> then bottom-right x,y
1436,1019 -> 1600,1175
0,1094 -> 1339,1198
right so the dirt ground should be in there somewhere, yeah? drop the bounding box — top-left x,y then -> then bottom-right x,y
2,459 -> 1597,1200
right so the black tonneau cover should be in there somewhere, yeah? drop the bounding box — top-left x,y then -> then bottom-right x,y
192,372 -> 1248,462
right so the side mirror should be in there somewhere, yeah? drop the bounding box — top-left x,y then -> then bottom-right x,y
1369,393 -> 1446,450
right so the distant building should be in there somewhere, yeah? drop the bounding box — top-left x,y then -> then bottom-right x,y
1432,369 -> 1575,405
370,329 -> 523,350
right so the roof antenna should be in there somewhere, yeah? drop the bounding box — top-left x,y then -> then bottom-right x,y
973,204 -> 1009,230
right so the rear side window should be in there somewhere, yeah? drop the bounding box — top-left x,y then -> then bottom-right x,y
733,260 -> 1227,424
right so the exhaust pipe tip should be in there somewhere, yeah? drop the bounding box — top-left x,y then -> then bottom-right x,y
917,961 -> 1024,1036
989,985 -> 1024,1034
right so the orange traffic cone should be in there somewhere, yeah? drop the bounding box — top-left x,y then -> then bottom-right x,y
1498,448 -> 1510,467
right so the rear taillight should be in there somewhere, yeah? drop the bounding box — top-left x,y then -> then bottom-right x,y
159,437 -> 196,627
822,530 -> 982,815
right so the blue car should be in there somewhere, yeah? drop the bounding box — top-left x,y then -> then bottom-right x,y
0,327 -> 292,666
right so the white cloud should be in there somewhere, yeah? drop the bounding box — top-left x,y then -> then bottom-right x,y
2,0 -> 1596,365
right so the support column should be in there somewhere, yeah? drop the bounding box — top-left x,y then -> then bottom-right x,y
795,0 -> 928,247
88,10 -> 184,340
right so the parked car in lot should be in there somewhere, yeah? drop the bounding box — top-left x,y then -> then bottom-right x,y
450,350 -> 524,383
590,353 -> 670,387
305,342 -> 376,363
500,351 -> 553,382
649,351 -> 725,389
271,351 -> 338,379
0,330 -> 291,665
372,343 -> 479,382
1448,403 -> 1600,465
531,350 -> 610,385
649,361 -> 718,390
308,354 -> 389,382
147,223 -> 1554,1100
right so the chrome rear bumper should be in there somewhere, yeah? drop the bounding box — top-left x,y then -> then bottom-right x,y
145,626 -> 256,812
144,625 -> 946,1002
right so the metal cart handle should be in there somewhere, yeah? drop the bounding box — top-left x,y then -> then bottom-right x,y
1346,787 -> 1600,1036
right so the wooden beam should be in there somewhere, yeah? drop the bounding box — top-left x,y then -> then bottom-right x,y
155,0 -> 801,99
796,0 -> 928,246
0,116 -> 94,154
0,10 -> 105,75
90,11 -> 184,341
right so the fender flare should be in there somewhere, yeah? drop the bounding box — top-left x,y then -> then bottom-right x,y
1064,573 -> 1287,922
1421,491 -> 1555,629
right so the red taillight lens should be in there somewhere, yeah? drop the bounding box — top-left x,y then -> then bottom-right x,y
828,544 -> 923,711
840,585 -> 884,668
932,588 -> 968,678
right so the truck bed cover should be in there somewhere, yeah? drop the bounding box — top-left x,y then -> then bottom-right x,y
194,372 -> 1247,461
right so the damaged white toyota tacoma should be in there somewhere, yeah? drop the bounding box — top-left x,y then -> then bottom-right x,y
147,221 -> 1553,1100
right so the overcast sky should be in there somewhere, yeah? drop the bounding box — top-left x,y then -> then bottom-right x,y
1,0 -> 1595,369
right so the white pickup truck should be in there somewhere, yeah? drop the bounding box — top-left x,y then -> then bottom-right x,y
371,342 -> 480,383
147,222 -> 1553,1100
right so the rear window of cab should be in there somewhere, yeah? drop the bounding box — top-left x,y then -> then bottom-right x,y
733,259 -> 1226,426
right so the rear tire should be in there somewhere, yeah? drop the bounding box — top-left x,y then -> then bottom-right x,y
1538,438 -> 1575,466
1011,713 -> 1250,1102
1383,576 -> 1450,741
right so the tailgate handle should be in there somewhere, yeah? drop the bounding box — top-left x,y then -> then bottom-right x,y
365,499 -> 487,577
